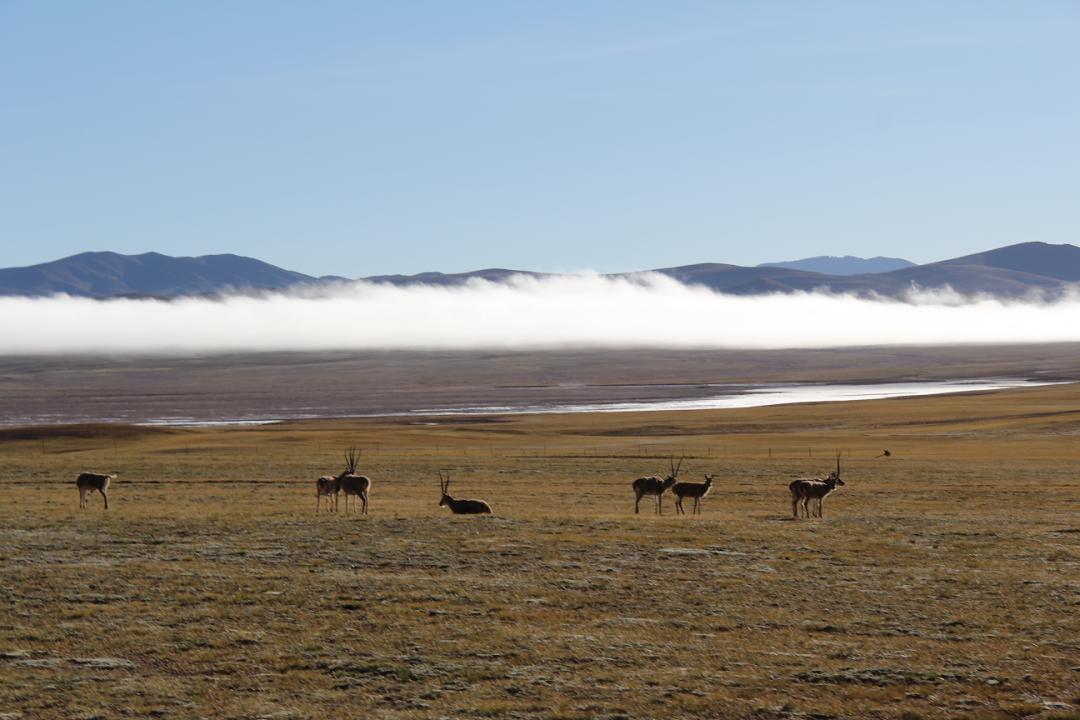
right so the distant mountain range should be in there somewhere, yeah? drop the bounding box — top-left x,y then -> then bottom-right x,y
1,242 -> 1078,299
758,255 -> 915,275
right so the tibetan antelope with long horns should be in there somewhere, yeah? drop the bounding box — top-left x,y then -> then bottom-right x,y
632,457 -> 682,515
788,454 -> 845,519
438,471 -> 492,515
76,472 -> 114,510
339,448 -> 371,515
673,473 -> 714,515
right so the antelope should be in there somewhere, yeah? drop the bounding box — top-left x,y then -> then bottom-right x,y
788,455 -> 845,519
76,472 -> 114,510
632,457 -> 682,515
339,448 -> 371,515
315,473 -> 343,514
438,471 -> 492,515
673,473 -> 714,515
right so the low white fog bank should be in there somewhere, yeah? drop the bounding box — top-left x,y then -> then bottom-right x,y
2,274 -> 1080,354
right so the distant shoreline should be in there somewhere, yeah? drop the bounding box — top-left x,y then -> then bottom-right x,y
107,378 -> 1060,428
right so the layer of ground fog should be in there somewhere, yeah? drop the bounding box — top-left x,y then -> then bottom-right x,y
1,383 -> 1078,719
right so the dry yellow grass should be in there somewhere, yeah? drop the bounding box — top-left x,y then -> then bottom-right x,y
1,384 -> 1079,719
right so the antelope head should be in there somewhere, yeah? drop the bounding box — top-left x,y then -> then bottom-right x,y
344,447 -> 360,475
831,454 -> 845,486
665,456 -> 684,488
438,470 -> 452,507
703,473 -> 715,487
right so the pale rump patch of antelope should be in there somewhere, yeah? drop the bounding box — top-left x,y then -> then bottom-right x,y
76,472 -> 114,510
438,471 -> 492,515
339,448 -> 371,515
632,456 -> 683,515
789,455 -> 845,519
673,473 -> 713,515
315,474 -> 342,514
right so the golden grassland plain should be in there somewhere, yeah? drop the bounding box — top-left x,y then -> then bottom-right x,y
1,384 -> 1079,719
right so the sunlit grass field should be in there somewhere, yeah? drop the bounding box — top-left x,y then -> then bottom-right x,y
1,384 -> 1079,719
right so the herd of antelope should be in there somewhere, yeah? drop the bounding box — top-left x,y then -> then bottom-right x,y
74,449 -> 848,519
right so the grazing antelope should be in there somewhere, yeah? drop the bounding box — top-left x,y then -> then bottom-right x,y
438,471 -> 492,515
673,473 -> 714,515
632,457 -> 682,515
339,448 -> 371,515
76,472 -> 114,510
788,455 -> 845,519
876,449 -> 892,458
315,473 -> 343,514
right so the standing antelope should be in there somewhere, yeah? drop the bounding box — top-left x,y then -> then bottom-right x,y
339,448 -> 371,515
673,473 -> 714,515
315,473 -> 343,514
76,472 -> 114,510
632,457 -> 682,515
788,455 -> 845,519
438,471 -> 492,515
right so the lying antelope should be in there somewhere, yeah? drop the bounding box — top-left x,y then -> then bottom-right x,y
438,471 -> 492,515
673,473 -> 713,515
632,457 -> 682,515
76,472 -> 114,510
789,455 -> 845,519
315,473 -> 343,514
339,448 -> 371,515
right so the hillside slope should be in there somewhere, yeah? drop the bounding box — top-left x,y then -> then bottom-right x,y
0,252 -> 316,297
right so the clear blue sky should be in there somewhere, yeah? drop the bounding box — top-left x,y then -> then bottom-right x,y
2,2 -> 1078,276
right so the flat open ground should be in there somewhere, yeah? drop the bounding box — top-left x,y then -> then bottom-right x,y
3,344 -> 1080,424
1,382 -> 1079,719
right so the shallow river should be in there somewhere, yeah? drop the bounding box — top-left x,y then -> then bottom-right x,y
138,378 -> 1058,425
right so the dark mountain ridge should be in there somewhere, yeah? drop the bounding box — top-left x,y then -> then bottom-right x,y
937,243 -> 1080,282
1,242 -> 1077,299
0,251 -> 316,298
